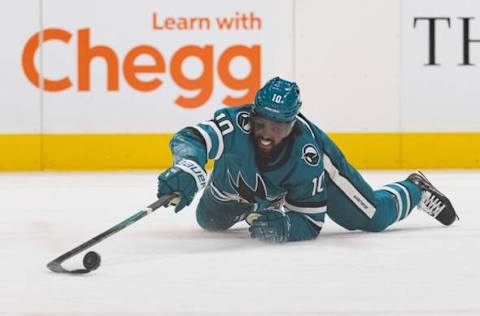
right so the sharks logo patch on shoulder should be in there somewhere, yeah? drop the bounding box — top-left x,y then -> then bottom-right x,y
302,144 -> 320,166
236,111 -> 251,134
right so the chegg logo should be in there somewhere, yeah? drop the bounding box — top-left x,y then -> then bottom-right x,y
22,28 -> 261,108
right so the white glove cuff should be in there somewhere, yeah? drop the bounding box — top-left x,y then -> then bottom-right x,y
175,159 -> 207,190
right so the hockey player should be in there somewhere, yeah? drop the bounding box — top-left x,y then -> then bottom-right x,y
157,77 -> 458,242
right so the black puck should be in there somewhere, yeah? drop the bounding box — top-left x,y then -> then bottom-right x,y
83,251 -> 101,271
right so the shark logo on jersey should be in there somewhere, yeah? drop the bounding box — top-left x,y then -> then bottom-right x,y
302,144 -> 320,166
236,111 -> 251,134
224,170 -> 285,208
228,171 -> 266,203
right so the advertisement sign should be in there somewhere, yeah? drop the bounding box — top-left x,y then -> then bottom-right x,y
1,0 -> 478,170
402,0 -> 480,132
22,0 -> 293,133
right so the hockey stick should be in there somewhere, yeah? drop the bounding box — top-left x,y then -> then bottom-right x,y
46,193 -> 178,274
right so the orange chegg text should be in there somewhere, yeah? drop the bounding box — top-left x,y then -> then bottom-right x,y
22,28 -> 261,108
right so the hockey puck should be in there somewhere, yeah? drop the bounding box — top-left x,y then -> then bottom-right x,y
83,251 -> 101,271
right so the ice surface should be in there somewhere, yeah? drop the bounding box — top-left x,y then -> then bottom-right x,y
0,170 -> 479,315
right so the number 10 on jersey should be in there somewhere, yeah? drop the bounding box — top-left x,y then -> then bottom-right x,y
311,172 -> 325,196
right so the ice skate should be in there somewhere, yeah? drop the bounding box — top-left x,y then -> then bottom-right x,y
408,171 -> 459,225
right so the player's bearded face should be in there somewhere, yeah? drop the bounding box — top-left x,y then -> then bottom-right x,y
251,114 -> 295,156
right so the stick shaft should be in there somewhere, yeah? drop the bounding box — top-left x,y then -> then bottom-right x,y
47,194 -> 175,271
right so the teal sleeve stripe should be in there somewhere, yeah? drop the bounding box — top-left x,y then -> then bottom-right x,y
192,121 -> 224,160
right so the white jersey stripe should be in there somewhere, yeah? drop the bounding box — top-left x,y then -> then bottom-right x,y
190,125 -> 212,158
381,186 -> 403,222
204,121 -> 224,160
304,215 -> 324,229
323,154 -> 376,219
390,183 -> 411,216
284,201 -> 327,214
209,182 -> 230,201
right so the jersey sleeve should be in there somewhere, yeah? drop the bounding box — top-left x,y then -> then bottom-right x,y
284,167 -> 327,241
170,108 -> 235,167
170,127 -> 209,167
188,109 -> 234,161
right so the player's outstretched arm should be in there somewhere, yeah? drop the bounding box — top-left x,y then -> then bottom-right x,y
157,126 -> 209,213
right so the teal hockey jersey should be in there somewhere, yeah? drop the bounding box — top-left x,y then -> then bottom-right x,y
170,105 -> 328,240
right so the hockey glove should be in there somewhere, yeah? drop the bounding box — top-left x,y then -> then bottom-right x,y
247,208 -> 291,243
157,159 -> 207,212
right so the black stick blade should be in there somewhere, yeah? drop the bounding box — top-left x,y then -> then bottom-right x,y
47,260 -> 91,274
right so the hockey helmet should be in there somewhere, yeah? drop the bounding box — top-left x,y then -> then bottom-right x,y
252,77 -> 302,122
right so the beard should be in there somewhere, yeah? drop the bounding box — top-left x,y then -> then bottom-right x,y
250,133 -> 287,162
